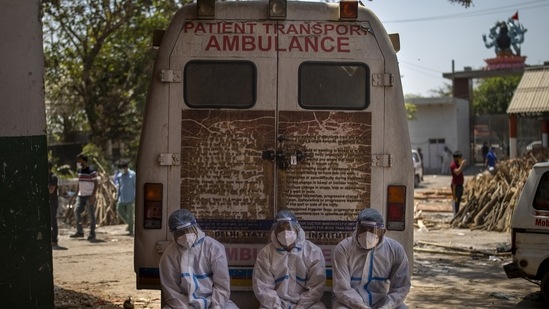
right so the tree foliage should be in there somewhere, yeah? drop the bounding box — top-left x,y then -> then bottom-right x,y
448,0 -> 473,8
428,82 -> 453,98
472,76 -> 521,116
43,0 -> 184,164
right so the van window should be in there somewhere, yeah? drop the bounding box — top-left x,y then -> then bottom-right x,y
184,61 -> 256,108
298,62 -> 370,110
534,173 -> 549,210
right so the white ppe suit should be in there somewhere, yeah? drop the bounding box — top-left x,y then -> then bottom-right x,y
253,228 -> 327,309
332,234 -> 410,309
159,229 -> 238,309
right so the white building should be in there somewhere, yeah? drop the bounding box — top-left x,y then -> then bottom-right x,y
407,97 -> 470,174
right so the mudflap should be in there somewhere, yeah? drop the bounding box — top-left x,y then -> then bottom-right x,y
503,262 -> 522,279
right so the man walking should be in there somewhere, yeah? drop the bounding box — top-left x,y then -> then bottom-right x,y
70,153 -> 99,241
114,161 -> 136,235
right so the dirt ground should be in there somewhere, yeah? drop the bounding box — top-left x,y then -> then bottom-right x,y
52,173 -> 547,308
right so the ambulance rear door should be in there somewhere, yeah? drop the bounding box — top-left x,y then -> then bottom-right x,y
172,16 -> 279,290
275,17 -> 386,285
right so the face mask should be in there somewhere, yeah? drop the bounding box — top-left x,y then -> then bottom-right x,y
358,232 -> 379,250
176,233 -> 197,249
277,230 -> 297,247
77,163 -> 82,169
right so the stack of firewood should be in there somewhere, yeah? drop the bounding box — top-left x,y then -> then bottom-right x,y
93,159 -> 122,226
451,149 -> 549,232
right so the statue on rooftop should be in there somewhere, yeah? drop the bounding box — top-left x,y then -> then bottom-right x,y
482,12 -> 527,57
482,12 -> 527,70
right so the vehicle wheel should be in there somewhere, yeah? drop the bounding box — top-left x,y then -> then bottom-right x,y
414,175 -> 420,188
542,271 -> 549,304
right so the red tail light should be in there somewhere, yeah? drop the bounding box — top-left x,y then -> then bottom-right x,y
144,183 -> 163,229
387,185 -> 406,231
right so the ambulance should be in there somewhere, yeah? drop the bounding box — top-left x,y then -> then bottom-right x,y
135,0 -> 414,307
504,162 -> 549,303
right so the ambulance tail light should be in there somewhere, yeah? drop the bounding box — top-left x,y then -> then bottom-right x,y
269,0 -> 287,19
197,0 -> 215,19
339,0 -> 358,20
386,185 -> 406,231
144,183 -> 163,229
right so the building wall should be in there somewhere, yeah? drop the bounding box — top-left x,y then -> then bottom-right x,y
0,1 -> 53,308
408,97 -> 470,174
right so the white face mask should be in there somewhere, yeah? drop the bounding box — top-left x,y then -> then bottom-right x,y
76,163 -> 82,169
358,232 -> 379,250
277,230 -> 297,247
176,233 -> 197,249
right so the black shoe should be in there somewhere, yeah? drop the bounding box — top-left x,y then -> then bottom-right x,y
87,234 -> 96,241
70,232 -> 84,238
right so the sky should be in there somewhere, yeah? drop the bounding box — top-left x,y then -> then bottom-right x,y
365,0 -> 549,97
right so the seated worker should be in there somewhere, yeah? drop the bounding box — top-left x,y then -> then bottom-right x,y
253,210 -> 326,309
332,208 -> 410,309
159,209 -> 239,309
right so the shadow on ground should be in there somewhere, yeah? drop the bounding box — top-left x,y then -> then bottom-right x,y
54,286 -> 122,309
408,253 -> 546,308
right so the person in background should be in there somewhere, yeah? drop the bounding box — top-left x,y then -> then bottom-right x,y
332,208 -> 410,309
69,153 -> 99,241
440,146 -> 452,175
48,161 -> 60,249
481,142 -> 489,163
253,210 -> 326,309
450,151 -> 467,215
114,161 -> 136,235
417,147 -> 424,181
159,209 -> 239,309
485,146 -> 497,172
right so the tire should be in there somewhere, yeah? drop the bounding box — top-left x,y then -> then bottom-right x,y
542,271 -> 549,304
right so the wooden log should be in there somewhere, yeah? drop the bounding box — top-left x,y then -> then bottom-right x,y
415,240 -> 509,256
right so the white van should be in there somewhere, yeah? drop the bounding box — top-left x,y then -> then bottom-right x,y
135,0 -> 414,307
412,149 -> 423,188
504,162 -> 549,303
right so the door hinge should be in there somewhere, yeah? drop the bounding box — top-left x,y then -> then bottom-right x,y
160,70 -> 182,83
158,153 -> 181,166
372,73 -> 394,87
371,154 -> 392,167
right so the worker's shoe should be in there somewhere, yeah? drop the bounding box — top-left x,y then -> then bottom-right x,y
69,232 -> 84,238
87,234 -> 96,241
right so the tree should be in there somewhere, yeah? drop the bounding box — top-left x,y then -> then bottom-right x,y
43,0 -> 184,165
428,82 -> 453,97
449,0 -> 473,8
472,76 -> 521,115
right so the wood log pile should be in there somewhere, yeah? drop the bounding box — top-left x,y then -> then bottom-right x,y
93,159 -> 123,226
450,149 -> 549,232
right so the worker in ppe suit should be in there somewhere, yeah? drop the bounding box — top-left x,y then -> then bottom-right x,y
253,210 -> 327,309
159,209 -> 239,309
332,208 -> 410,309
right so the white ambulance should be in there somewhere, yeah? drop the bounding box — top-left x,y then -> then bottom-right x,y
135,0 -> 414,307
504,162 -> 549,303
